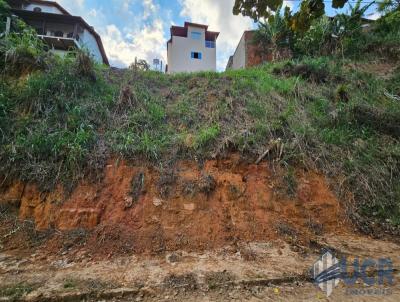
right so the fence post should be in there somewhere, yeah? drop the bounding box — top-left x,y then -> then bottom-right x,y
5,17 -> 11,35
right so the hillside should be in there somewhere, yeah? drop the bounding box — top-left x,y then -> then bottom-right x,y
1,6 -> 400,299
1,56 -> 400,300
1,55 -> 400,232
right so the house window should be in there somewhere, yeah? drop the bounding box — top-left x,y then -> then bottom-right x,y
191,32 -> 201,40
191,52 -> 202,60
205,40 -> 215,48
33,7 -> 42,12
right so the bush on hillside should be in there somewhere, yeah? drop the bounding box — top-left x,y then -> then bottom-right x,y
74,49 -> 96,80
257,0 -> 400,60
0,27 -> 48,75
295,16 -> 334,56
352,104 -> 400,138
374,10 -> 400,40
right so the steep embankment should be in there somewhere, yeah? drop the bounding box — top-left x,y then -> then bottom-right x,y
1,155 -> 349,256
1,58 -> 400,254
1,57 -> 400,301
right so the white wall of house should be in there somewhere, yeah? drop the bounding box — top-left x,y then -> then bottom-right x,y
24,3 -> 64,14
231,33 -> 246,70
80,29 -> 103,63
167,25 -> 216,73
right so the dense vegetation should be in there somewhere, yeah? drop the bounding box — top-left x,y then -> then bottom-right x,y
0,0 -> 399,235
254,0 -> 400,61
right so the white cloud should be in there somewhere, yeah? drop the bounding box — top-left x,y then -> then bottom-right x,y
179,0 -> 255,70
56,0 -> 167,68
143,0 -> 157,20
88,8 -> 98,18
58,0 -> 85,12
100,20 -> 166,68
283,1 -> 295,10
367,11 -> 382,20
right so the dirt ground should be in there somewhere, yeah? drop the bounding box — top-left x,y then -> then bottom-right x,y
0,157 -> 399,301
0,234 -> 399,301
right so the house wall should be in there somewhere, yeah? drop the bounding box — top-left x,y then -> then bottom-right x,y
167,26 -> 216,74
227,30 -> 292,70
245,31 -> 268,68
230,32 -> 246,70
24,3 -> 64,14
80,29 -> 104,63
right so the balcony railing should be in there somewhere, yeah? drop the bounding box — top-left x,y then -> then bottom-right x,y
38,34 -> 81,50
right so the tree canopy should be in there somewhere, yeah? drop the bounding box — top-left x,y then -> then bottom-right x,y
233,0 -> 351,32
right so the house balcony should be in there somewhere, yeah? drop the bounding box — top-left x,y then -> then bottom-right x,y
10,9 -> 83,51
32,22 -> 82,51
37,34 -> 80,50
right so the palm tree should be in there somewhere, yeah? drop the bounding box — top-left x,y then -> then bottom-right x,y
254,7 -> 293,61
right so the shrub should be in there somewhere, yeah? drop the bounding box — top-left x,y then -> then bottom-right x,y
352,105 -> 400,138
0,28 -> 47,75
374,10 -> 400,40
254,8 -> 294,60
272,61 -> 330,83
74,49 -> 96,80
295,0 -> 378,58
295,16 -> 333,56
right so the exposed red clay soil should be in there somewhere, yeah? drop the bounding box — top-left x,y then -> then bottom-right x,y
1,155 -> 350,256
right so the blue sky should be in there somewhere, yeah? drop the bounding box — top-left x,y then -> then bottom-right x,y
57,0 -> 379,70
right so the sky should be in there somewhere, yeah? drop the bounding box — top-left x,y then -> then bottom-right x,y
56,0 -> 380,71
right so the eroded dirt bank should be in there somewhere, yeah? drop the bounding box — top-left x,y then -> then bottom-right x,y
1,155 -> 348,255
2,156 -> 399,301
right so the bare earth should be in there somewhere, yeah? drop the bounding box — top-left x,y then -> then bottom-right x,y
0,234 -> 399,301
1,158 -> 399,301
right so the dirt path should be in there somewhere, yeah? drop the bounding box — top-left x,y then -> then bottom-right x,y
0,234 -> 399,301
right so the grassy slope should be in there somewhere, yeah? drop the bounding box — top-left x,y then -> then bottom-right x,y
0,56 -> 399,234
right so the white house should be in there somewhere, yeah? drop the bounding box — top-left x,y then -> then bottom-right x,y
7,0 -> 109,65
167,22 -> 219,74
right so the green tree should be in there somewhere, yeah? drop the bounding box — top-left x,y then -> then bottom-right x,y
233,0 -> 349,32
254,6 -> 294,59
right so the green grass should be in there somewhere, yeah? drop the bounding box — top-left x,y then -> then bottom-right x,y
0,283 -> 37,301
63,278 -> 78,289
194,124 -> 220,150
